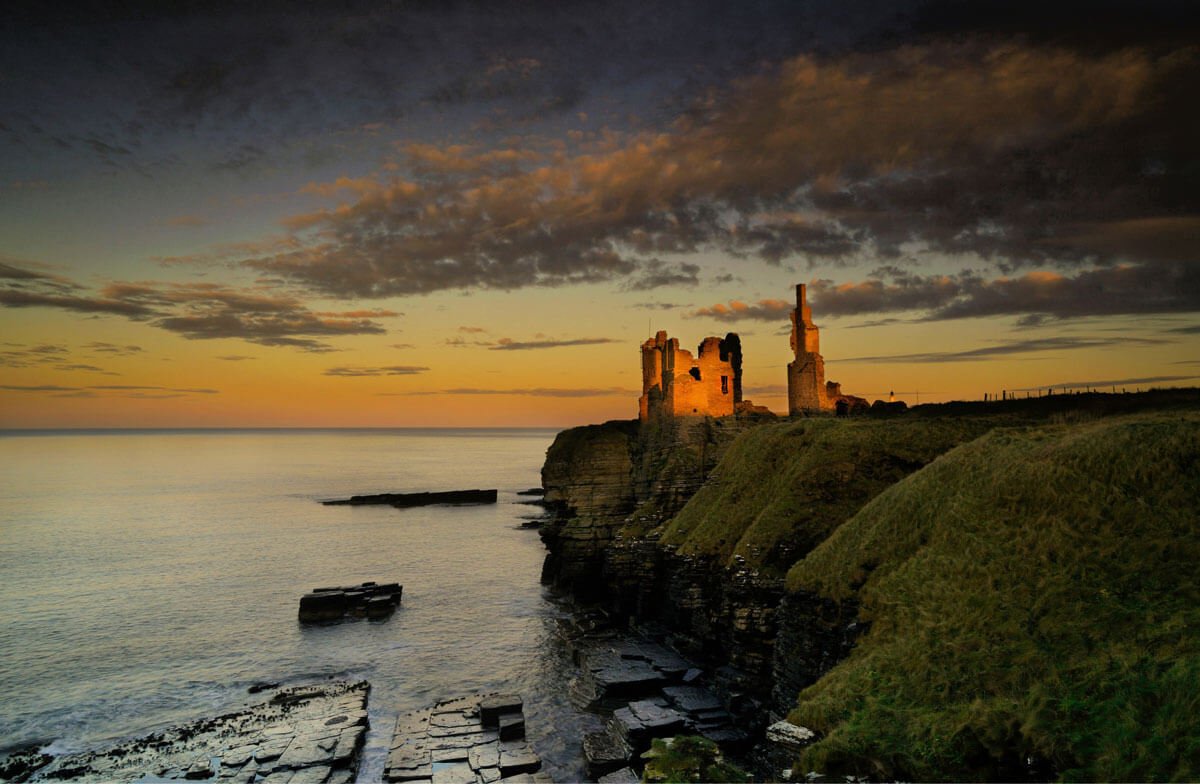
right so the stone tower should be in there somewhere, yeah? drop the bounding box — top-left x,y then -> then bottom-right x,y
787,283 -> 833,414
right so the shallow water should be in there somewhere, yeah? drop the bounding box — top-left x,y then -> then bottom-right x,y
0,428 -> 603,780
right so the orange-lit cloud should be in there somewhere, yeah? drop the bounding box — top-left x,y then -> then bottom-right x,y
323,366 -> 429,376
388,387 -> 634,398
221,44 -> 1197,300
0,261 -> 390,352
689,299 -> 792,322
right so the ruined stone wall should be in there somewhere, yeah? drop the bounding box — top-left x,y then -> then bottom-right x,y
639,331 -> 742,422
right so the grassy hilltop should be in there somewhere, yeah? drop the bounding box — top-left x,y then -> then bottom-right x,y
639,392 -> 1200,780
786,410 -> 1200,781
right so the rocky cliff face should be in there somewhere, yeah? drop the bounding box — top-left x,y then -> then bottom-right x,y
539,419 -> 639,599
540,414 -> 987,727
540,414 -> 788,720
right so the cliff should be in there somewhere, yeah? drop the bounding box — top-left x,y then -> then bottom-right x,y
541,413 -> 999,722
539,390 -> 1200,780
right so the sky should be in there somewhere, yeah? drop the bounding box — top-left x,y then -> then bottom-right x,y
2,0 -> 1198,427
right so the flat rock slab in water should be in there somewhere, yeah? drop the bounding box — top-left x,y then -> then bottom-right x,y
16,681 -> 369,783
384,694 -> 551,784
299,581 -> 402,623
581,728 -> 632,781
322,490 -> 498,508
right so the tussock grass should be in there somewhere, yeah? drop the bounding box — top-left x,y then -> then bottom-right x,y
786,411 -> 1200,781
658,417 -> 1000,575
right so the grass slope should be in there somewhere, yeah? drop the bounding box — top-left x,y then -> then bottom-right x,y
657,417 -> 1000,575
786,411 -> 1200,781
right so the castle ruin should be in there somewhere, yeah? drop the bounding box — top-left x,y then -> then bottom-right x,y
638,283 -> 863,421
639,331 -> 743,421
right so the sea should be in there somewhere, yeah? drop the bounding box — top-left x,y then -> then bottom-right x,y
0,428 -> 605,781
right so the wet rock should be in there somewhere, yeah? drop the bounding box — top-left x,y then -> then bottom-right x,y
582,728 -> 632,780
430,761 -> 474,784
288,765 -> 331,784
0,745 -> 54,782
184,756 -> 213,779
299,581 -> 402,623
249,681 -> 282,694
479,695 -> 523,727
766,720 -> 816,752
597,767 -> 640,784
661,685 -> 722,714
609,701 -> 687,754
497,742 -> 540,777
497,713 -> 525,742
385,694 -> 541,784
23,681 -> 369,782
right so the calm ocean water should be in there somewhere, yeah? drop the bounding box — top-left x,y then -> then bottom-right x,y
0,428 -> 603,781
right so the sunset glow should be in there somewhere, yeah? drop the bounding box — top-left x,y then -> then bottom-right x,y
2,2 -> 1197,427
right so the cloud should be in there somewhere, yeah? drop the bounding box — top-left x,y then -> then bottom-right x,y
458,326 -> 487,333
221,42 -> 1198,298
687,299 -> 793,322
216,354 -> 256,361
387,387 -> 634,398
85,342 -> 143,355
323,365 -> 429,376
490,337 -> 617,350
0,260 -> 388,351
2,385 -> 77,392
1010,375 -> 1200,392
622,259 -> 700,291
443,335 -> 618,350
0,289 -> 157,317
1,343 -> 69,367
166,215 -> 209,227
806,261 -> 1200,322
314,309 -> 400,318
743,384 -> 788,395
1165,325 -> 1200,334
632,301 -> 688,310
389,342 -> 415,349
2,384 -> 217,395
837,335 -> 1171,364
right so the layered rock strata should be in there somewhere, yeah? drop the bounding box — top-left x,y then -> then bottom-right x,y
383,694 -> 550,784
17,681 -> 369,783
540,415 -> 788,725
565,627 -> 748,780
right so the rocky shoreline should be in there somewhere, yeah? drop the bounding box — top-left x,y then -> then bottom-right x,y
5,681 -> 370,784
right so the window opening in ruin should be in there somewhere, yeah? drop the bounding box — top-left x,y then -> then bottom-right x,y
721,376 -> 728,394
690,367 -> 701,381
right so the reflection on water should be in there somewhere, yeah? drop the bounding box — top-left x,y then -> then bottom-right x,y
0,429 -> 601,780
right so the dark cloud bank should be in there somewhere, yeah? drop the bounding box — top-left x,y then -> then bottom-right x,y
0,261 -> 392,351
4,1 -> 1199,328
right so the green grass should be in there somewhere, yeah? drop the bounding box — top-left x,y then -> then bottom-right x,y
656,417 -> 1001,575
785,411 -> 1200,781
641,735 -> 752,783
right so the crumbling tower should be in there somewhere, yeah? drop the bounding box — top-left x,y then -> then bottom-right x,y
788,284 -> 833,414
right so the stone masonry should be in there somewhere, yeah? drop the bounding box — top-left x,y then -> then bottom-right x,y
639,332 -> 742,421
787,283 -> 835,414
